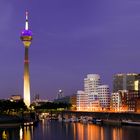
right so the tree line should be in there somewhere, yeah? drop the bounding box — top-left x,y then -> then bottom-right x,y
34,102 -> 71,110
0,99 -> 71,114
0,99 -> 27,114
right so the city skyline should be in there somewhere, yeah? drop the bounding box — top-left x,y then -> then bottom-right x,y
0,1 -> 140,100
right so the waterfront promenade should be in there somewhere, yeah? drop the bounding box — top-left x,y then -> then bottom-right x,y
36,109 -> 140,124
61,110 -> 140,122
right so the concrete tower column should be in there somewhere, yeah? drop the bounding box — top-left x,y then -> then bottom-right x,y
24,47 -> 30,107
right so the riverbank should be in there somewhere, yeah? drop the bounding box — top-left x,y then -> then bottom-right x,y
0,113 -> 38,128
62,110 -> 140,121
54,110 -> 140,126
0,123 -> 21,128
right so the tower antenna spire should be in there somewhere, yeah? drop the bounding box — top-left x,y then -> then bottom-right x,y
25,11 -> 29,30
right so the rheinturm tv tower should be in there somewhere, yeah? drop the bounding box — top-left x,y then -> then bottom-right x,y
20,11 -> 32,107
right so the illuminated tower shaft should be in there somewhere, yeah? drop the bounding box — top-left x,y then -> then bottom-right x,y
21,11 -> 32,107
24,47 -> 30,107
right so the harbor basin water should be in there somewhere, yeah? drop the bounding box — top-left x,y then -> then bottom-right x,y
0,120 -> 140,140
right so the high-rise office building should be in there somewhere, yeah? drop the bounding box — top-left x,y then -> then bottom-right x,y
20,11 -> 32,107
111,90 -> 139,112
113,73 -> 140,92
111,92 -> 121,111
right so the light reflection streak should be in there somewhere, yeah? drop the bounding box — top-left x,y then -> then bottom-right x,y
73,123 -> 76,140
2,130 -> 8,140
74,123 -> 123,140
77,123 -> 84,140
65,123 -> 68,137
42,119 -> 45,136
112,127 -> 122,140
30,126 -> 34,139
87,124 -> 103,140
20,127 -> 23,140
23,126 -> 31,140
101,127 -> 104,140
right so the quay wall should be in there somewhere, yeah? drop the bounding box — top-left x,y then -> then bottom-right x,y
61,111 -> 140,121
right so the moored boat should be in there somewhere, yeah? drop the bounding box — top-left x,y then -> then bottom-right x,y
122,120 -> 140,126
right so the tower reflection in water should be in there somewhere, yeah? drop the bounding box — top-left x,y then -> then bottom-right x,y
21,126 -> 33,140
0,128 -> 19,140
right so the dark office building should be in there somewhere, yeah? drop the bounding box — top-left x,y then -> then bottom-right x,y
113,73 -> 140,92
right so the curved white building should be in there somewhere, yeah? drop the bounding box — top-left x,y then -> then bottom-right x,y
76,74 -> 110,111
97,85 -> 110,110
76,90 -> 88,111
84,74 -> 100,104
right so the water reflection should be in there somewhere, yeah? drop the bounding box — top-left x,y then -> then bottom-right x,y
0,125 -> 34,140
0,121 -> 140,140
2,130 -> 8,140
75,123 -> 103,140
0,128 -> 19,140
22,126 -> 33,140
112,127 -> 122,140
19,127 -> 23,140
70,123 -> 136,140
23,127 -> 31,140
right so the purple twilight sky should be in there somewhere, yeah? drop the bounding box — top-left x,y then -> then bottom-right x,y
0,0 -> 140,100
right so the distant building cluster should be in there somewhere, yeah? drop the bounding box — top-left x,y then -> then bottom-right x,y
56,90 -> 64,99
54,90 -> 76,110
111,73 -> 140,112
31,94 -> 48,107
76,73 -> 140,113
77,74 -> 110,111
10,95 -> 22,102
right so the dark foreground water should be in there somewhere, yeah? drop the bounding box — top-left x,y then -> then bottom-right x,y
0,120 -> 140,140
